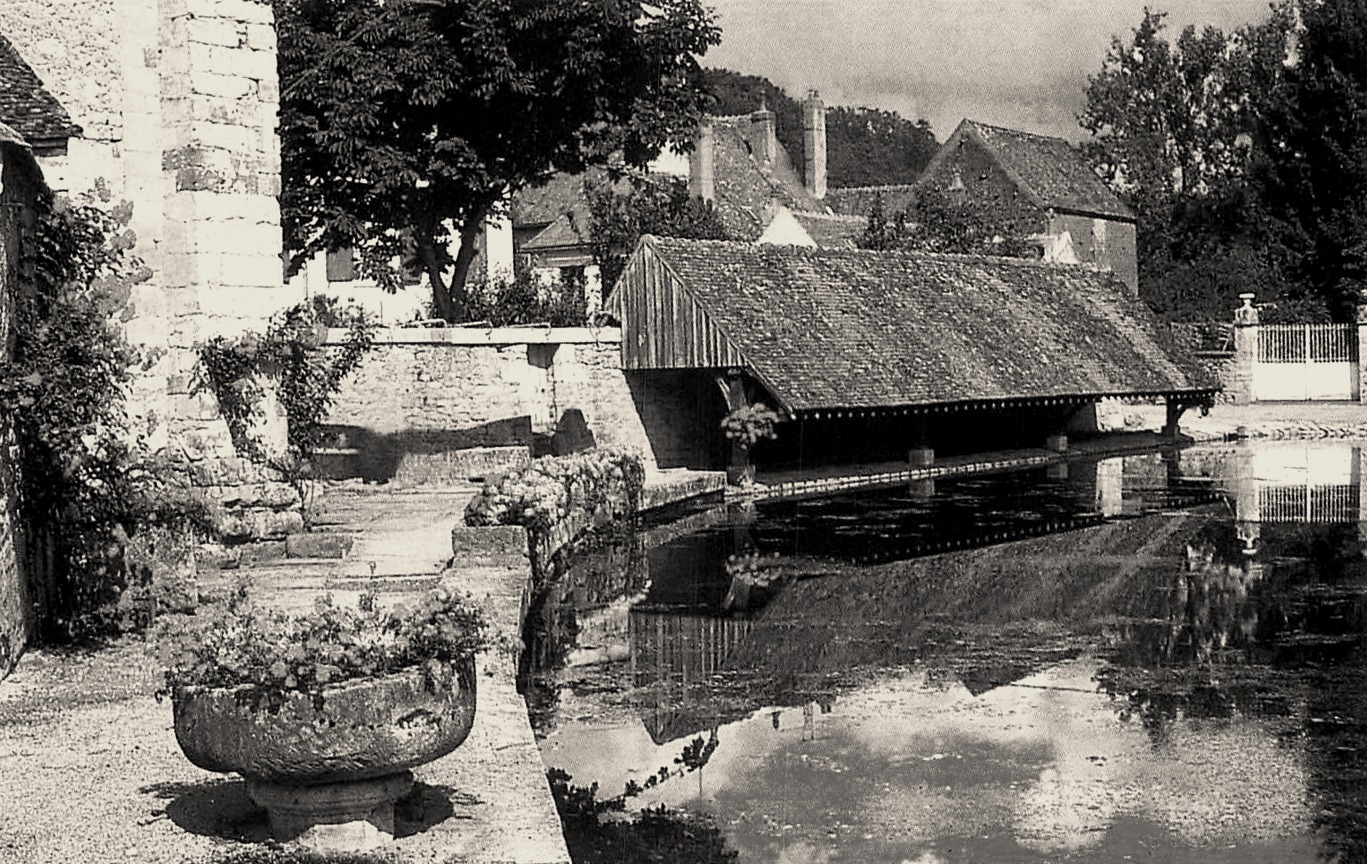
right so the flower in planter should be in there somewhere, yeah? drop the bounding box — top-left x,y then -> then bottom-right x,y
155,581 -> 489,714
155,580 -> 495,852
721,404 -> 781,451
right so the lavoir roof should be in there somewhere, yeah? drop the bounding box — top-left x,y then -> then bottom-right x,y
607,236 -> 1217,415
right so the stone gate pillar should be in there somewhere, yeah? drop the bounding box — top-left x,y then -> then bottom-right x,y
1357,292 -> 1367,403
1230,293 -> 1259,405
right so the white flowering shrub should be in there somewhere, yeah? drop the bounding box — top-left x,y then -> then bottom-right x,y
463,449 -> 645,532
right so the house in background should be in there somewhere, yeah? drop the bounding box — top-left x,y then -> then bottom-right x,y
828,119 -> 1139,293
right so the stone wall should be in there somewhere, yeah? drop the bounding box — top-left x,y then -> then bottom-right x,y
0,0 -> 300,539
0,145 -> 44,678
325,328 -> 659,484
1050,212 -> 1138,295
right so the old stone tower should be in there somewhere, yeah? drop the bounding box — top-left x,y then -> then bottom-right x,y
0,0 -> 301,536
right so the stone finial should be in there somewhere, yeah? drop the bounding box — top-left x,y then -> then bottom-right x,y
1234,292 -> 1259,327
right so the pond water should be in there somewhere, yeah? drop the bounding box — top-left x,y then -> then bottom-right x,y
520,442 -> 1367,863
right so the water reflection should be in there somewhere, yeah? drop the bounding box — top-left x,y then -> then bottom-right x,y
523,442 -> 1367,863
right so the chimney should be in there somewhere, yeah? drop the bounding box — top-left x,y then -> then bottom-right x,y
802,90 -> 827,199
688,116 -> 715,202
750,96 -> 777,164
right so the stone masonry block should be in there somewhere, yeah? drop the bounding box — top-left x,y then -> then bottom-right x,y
193,120 -> 256,154
190,220 -> 281,256
201,94 -> 260,127
193,71 -> 254,99
188,16 -> 246,48
205,252 -> 288,292
246,22 -> 276,52
176,165 -> 230,192
172,188 -> 279,224
256,76 -> 280,105
189,41 -> 275,82
198,0 -> 275,25
160,250 -> 201,288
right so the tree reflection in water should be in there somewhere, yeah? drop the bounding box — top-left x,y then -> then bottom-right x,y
520,448 -> 1367,863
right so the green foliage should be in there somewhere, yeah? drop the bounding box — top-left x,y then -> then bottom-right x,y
720,404 -> 780,451
0,185 -> 203,641
1081,2 -> 1367,321
825,104 -> 939,187
275,0 -> 721,321
699,68 -> 938,186
156,581 -> 488,714
586,172 -> 730,292
462,270 -> 589,328
464,450 -> 645,532
859,188 -> 1040,259
197,300 -> 374,521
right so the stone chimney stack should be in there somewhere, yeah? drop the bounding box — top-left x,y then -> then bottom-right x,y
750,96 -> 777,164
802,90 -> 827,199
689,116 -> 715,202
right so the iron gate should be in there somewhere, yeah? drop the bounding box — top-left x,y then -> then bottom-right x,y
1254,324 -> 1359,401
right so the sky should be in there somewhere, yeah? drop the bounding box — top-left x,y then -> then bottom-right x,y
700,0 -> 1277,141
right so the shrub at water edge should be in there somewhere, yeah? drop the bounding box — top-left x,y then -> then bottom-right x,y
463,449 -> 645,532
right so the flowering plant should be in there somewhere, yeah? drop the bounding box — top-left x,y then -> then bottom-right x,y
720,404 -> 780,450
155,581 -> 488,713
464,449 -> 645,531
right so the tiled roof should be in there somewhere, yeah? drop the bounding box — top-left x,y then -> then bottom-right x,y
0,35 -> 80,147
959,120 -> 1133,221
710,117 -> 825,240
790,212 -> 866,249
0,120 -> 25,147
522,211 -> 589,251
824,184 -> 918,219
512,171 -> 590,227
634,237 -> 1214,411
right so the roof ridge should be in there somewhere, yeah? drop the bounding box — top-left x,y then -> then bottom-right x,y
649,234 -> 1110,271
965,118 -> 1068,144
792,211 -> 866,222
828,183 -> 918,193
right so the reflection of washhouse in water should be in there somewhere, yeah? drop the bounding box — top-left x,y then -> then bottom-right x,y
1229,445 -> 1367,555
628,610 -> 754,744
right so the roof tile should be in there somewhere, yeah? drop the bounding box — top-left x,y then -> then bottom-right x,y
966,121 -> 1132,220
635,237 -> 1214,411
0,35 -> 80,146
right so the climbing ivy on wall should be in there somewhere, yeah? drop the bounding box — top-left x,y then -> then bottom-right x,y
197,299 -> 375,523
0,184 -> 204,640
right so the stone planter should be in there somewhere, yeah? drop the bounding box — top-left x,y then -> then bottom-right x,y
172,657 -> 477,851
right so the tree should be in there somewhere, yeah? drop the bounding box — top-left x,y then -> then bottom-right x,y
586,171 -> 730,291
1079,6 -> 1308,320
858,187 -> 1039,258
1254,0 -> 1367,319
275,0 -> 721,322
697,68 -> 939,186
825,105 -> 937,187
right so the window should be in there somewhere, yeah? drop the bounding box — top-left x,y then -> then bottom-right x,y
325,247 -> 356,282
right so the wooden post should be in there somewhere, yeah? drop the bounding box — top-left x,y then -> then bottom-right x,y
1163,399 -> 1188,438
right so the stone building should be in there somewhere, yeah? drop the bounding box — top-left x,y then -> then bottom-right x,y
830,119 -> 1139,293
0,1 -> 301,539
0,123 -> 46,677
